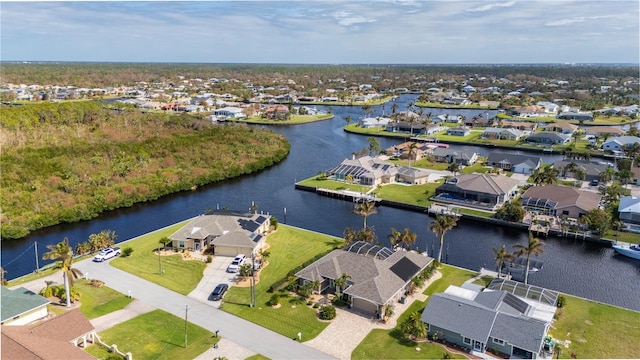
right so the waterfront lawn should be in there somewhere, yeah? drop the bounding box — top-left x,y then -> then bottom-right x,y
378,182 -> 442,207
296,177 -> 371,194
458,207 -> 494,218
109,220 -> 206,295
549,295 -> 640,359
461,162 -> 491,174
351,265 -> 476,359
604,230 -> 640,244
222,225 -> 343,340
76,279 -> 133,319
94,309 -> 216,360
241,114 -> 333,125
387,157 -> 449,171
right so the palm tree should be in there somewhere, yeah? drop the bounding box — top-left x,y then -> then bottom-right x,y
388,228 -> 402,249
513,232 -> 545,285
428,214 -> 459,263
391,102 -> 398,115
344,115 -> 352,127
343,227 -> 357,245
531,164 -> 558,185
334,273 -> 351,300
42,238 -> 83,307
354,200 -> 377,228
355,226 -> 377,243
310,280 -> 321,295
447,162 -> 460,176
407,142 -> 418,167
492,245 -> 513,278
400,311 -> 427,339
400,228 -> 417,250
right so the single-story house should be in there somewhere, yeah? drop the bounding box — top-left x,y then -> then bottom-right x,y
214,106 -> 246,119
482,127 -> 523,141
556,112 -> 593,121
552,160 -> 611,182
1,286 -> 50,326
544,122 -> 579,135
434,174 -> 519,210
520,185 -> 602,220
585,126 -> 625,137
446,126 -> 471,137
431,148 -> 478,166
326,156 -> 437,186
601,136 -> 640,151
395,166 -> 440,185
263,105 -> 289,119
434,114 -> 463,124
525,132 -> 570,145
422,280 -> 557,359
618,196 -> 640,233
465,116 -> 496,128
168,211 -> 270,256
386,121 -> 425,135
1,309 -> 98,360
500,120 -> 537,132
386,142 -> 431,161
486,153 -> 542,174
359,117 -> 392,129
296,241 -> 433,317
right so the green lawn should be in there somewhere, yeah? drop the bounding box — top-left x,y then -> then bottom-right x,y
471,275 -> 494,287
549,295 -> 640,359
85,344 -> 123,360
377,182 -> 442,207
239,113 -> 333,125
296,178 -> 372,194
109,220 -> 207,295
603,230 -> 640,244
222,225 -> 343,340
245,355 -> 270,360
351,265 -> 476,359
76,279 -> 134,319
94,309 -> 216,360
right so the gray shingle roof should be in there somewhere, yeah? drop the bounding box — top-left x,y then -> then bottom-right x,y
491,313 -> 547,353
421,293 -> 496,342
440,174 -> 518,196
296,248 -> 432,306
487,153 -> 541,168
521,185 -> 601,213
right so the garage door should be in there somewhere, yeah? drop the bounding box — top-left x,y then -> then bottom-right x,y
352,298 -> 378,316
215,245 -> 241,257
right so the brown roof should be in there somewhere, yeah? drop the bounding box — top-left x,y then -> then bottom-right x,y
453,174 -> 519,195
1,310 -> 95,360
521,185 -> 601,212
585,126 -> 625,136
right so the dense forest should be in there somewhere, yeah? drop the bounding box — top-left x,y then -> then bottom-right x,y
0,101 -> 290,239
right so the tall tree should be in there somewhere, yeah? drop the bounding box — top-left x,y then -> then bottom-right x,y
531,164 -> 558,185
513,232 -> 545,285
344,115 -> 352,127
368,137 -> 381,155
343,227 -> 357,246
400,228 -> 418,250
407,142 -> 418,167
492,245 -> 513,278
388,228 -> 402,249
354,200 -> 377,228
42,238 -> 83,307
334,273 -> 351,300
400,311 -> 427,339
428,214 -> 459,262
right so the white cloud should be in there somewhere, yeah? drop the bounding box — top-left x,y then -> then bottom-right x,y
331,10 -> 375,27
466,1 -> 516,13
545,17 -> 585,26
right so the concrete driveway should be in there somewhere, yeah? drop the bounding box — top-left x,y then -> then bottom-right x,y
189,255 -> 238,307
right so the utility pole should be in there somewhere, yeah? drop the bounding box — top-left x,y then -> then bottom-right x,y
34,241 -> 39,272
158,245 -> 162,275
184,305 -> 189,348
251,254 -> 257,308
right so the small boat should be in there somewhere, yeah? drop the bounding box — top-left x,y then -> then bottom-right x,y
612,243 -> 640,260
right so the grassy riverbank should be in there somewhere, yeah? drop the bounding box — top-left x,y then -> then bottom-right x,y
229,113 -> 333,125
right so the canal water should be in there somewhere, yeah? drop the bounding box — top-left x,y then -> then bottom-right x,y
3,95 -> 639,311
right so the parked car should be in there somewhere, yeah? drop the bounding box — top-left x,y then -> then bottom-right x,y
590,179 -> 599,186
93,247 -> 121,262
210,283 -> 229,301
227,254 -> 246,273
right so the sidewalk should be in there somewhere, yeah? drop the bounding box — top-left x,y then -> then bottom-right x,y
90,299 -> 155,332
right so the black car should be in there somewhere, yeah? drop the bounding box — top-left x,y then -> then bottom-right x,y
211,284 -> 229,301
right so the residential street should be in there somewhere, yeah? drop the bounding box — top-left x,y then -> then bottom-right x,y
73,259 -> 336,360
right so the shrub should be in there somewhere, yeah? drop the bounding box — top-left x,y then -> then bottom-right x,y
319,305 -> 336,320
307,300 -> 313,306
122,247 -> 134,257
39,286 -> 54,298
313,303 -> 320,309
270,217 -> 279,230
267,294 -> 280,306
206,255 -> 213,263
557,295 -> 566,308
88,279 -> 105,287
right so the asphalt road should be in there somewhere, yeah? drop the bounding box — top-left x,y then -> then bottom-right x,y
76,259 -> 336,360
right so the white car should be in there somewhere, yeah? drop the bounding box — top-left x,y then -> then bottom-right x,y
227,254 -> 246,273
93,247 -> 121,262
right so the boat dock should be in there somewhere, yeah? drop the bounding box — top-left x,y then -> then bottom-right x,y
315,188 -> 380,203
427,203 -> 462,217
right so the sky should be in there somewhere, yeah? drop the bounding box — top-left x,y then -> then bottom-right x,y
1,0 -> 638,64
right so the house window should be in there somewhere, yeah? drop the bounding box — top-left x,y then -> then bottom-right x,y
179,241 -> 185,248
463,337 -> 471,345
493,337 -> 505,345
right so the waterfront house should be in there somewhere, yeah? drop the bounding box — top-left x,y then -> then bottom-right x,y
520,185 -> 601,220
446,126 -> 471,137
386,142 -> 431,161
482,127 -> 523,141
465,116 -> 496,128
2,309 -> 98,360
584,126 -> 625,137
544,122 -> 579,135
326,156 -> 436,185
601,136 -> 640,151
214,106 -> 246,119
168,211 -> 269,256
525,132 -> 570,145
618,196 -> 640,233
263,105 -> 289,120
359,116 -> 392,129
296,241 -> 433,317
486,153 -> 542,174
556,112 -> 593,121
1,287 -> 50,326
421,280 -> 557,359
433,174 -> 519,210
434,114 -> 463,124
386,120 -> 426,135
431,148 -> 478,166
552,160 -> 611,182
500,120 -> 537,132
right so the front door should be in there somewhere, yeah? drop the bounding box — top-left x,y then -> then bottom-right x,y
473,340 -> 482,351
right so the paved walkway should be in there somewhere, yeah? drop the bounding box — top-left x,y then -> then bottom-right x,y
304,271 -> 443,359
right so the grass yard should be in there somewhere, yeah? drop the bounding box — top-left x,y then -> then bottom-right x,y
85,344 -> 122,359
76,279 -> 134,319
603,230 -> 640,244
351,265 -> 477,359
94,309 -> 216,360
109,220 -> 207,295
241,113 -> 333,125
471,275 -> 494,287
245,354 -> 271,360
297,177 -> 372,194
222,225 -> 343,340
377,182 -> 442,207
549,295 -> 640,359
